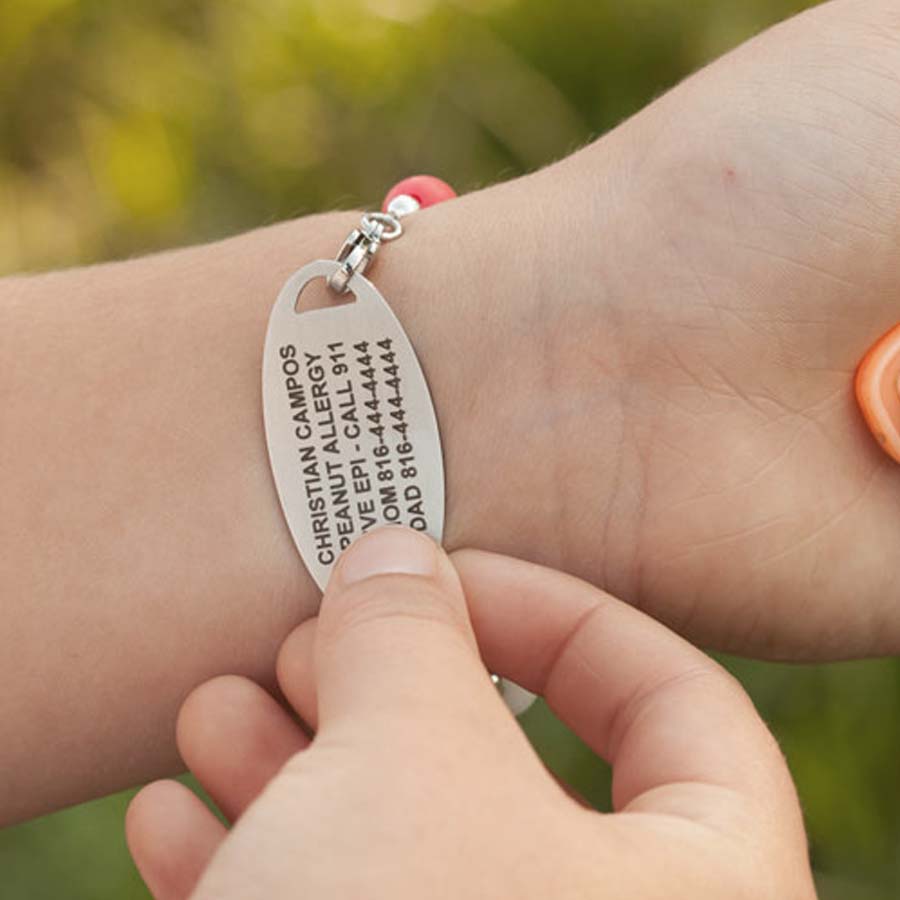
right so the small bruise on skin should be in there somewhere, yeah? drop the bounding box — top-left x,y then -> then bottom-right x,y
855,322 -> 900,464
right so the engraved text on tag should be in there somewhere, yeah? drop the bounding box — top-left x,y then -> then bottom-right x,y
262,259 -> 445,591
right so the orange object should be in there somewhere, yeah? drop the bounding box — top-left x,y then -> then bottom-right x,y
856,322 -> 900,463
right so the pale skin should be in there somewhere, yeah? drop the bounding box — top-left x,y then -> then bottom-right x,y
1,0 -> 899,824
126,526 -> 817,900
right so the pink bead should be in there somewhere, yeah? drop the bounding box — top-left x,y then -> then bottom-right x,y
382,175 -> 457,212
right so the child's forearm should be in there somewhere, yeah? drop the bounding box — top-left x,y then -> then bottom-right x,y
0,212 -> 398,822
0,181 -> 569,824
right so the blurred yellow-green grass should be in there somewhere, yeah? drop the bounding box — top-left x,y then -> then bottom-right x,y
2,1 -> 899,898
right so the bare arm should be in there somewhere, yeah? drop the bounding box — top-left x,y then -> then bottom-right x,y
5,0 -> 900,826
0,184 -> 566,823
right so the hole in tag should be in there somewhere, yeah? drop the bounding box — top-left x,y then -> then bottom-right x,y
294,277 -> 356,314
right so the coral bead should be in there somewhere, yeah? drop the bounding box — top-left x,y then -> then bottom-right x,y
382,175 -> 457,212
855,322 -> 900,463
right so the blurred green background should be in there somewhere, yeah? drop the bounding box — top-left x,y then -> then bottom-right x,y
1,0 -> 898,897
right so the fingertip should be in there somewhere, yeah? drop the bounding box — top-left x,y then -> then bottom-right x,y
175,674 -> 310,821
126,780 -> 225,900
328,527 -> 465,609
126,779 -> 200,848
276,619 -> 319,729
331,526 -> 441,588
320,526 -> 470,646
125,779 -> 172,851
176,675 -> 257,757
276,619 -> 317,685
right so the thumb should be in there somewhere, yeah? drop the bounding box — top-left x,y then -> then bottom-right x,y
312,526 -> 504,734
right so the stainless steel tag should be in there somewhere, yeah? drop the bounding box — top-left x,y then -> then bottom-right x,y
262,259 -> 445,590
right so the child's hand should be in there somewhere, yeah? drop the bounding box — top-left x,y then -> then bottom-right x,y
126,527 -> 815,899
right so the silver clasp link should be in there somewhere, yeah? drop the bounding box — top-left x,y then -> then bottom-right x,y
326,197 -> 420,294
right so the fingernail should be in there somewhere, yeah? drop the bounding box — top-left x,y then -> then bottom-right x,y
337,526 -> 437,586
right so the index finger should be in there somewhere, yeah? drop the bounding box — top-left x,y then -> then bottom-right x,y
451,550 -> 804,832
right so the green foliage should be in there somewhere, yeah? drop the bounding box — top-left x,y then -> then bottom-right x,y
3,1 -> 897,898
1,0 -> 818,270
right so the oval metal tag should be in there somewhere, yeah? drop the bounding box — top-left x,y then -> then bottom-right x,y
262,259 -> 445,591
